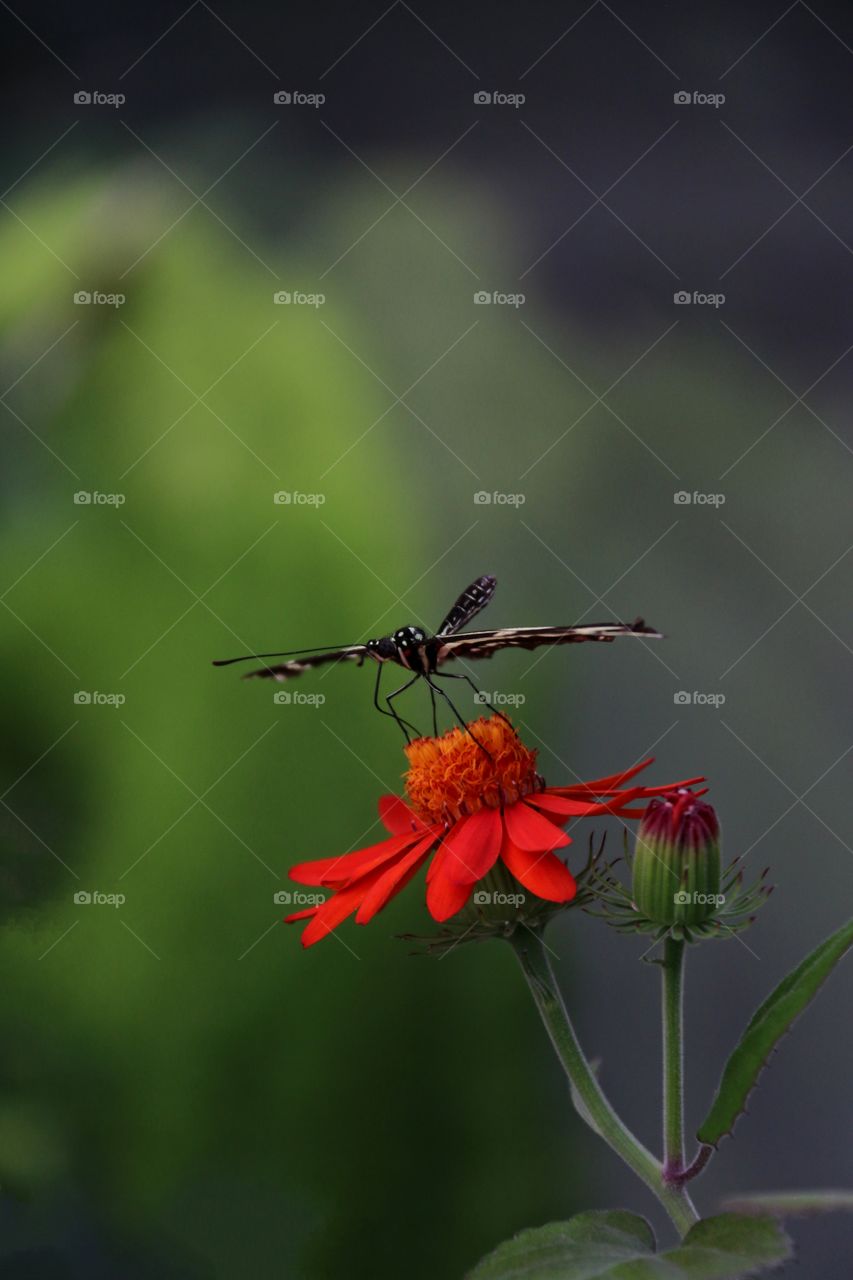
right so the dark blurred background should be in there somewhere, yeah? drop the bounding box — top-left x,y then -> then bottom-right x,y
0,1 -> 851,1276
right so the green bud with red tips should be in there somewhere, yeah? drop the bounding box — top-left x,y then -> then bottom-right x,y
632,791 -> 722,927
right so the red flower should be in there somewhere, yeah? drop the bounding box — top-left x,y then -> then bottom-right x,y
286,716 -> 703,948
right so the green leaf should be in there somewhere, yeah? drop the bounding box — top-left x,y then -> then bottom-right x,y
665,1215 -> 792,1277
466,1211 -> 791,1279
466,1212 -> 657,1279
721,1190 -> 853,1217
697,917 -> 853,1146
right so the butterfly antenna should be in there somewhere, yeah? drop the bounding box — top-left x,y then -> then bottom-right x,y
213,643 -> 357,667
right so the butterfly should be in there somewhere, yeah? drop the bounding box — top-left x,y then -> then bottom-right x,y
214,575 -> 662,742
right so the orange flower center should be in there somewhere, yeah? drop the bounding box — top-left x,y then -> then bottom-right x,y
404,716 -> 542,826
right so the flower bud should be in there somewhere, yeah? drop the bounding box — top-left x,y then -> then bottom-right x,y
632,791 -> 721,926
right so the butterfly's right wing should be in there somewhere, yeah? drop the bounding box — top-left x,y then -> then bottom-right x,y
436,575 -> 497,637
434,620 -> 661,664
242,646 -> 368,681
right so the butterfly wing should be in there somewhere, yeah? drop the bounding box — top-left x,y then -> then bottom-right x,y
241,646 -> 368,681
435,575 -> 497,637
434,619 -> 661,664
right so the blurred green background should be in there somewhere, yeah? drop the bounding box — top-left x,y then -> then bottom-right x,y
1,3 -> 852,1275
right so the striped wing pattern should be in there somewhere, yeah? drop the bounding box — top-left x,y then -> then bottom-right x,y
434,620 -> 660,665
242,647 -> 368,682
436,574 -> 497,637
214,575 -> 663,688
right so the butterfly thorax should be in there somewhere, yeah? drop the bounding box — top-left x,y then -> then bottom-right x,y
367,627 -> 432,673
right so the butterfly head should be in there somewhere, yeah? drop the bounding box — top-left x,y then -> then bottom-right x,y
366,635 -> 398,661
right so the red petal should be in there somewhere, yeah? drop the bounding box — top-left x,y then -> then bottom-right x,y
284,907 -> 317,923
503,801 -> 571,852
547,758 -> 706,804
426,847 -> 474,922
527,792 -> 605,818
290,831 -> 421,887
500,838 -> 577,903
529,789 -> 649,820
298,866 -> 387,947
378,794 -> 424,835
355,834 -> 435,924
651,775 -> 706,793
443,808 -> 504,885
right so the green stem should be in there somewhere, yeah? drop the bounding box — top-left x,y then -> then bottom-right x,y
511,928 -> 698,1237
662,935 -> 686,1180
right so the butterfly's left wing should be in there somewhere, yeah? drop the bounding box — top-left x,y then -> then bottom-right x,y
241,646 -> 368,681
434,619 -> 661,664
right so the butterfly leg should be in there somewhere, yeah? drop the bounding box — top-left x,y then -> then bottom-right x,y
424,675 -> 492,758
373,663 -> 421,738
428,681 -> 439,737
386,672 -> 423,742
433,670 -> 515,733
